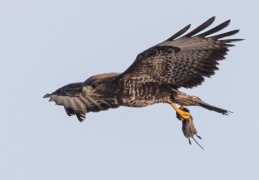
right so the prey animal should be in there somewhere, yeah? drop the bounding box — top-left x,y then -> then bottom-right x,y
44,17 -> 242,122
176,107 -> 204,150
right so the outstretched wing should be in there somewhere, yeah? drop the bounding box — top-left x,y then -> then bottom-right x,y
117,17 -> 243,88
43,83 -> 88,122
43,82 -> 118,122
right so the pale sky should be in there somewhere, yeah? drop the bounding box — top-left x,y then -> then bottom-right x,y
1,0 -> 258,180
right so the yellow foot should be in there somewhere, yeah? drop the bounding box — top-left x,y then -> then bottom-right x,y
170,103 -> 190,121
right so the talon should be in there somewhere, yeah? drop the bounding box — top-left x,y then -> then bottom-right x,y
178,110 -> 191,120
170,103 -> 191,120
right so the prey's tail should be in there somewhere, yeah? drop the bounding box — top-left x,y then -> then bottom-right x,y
190,137 -> 205,150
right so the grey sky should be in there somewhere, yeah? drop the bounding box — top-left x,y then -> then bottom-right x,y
0,0 -> 258,180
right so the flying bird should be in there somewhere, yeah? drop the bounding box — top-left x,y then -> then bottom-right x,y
44,17 -> 242,122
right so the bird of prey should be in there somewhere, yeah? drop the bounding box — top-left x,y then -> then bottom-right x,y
44,17 -> 242,122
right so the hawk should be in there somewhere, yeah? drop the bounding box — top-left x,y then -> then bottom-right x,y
44,17 -> 242,122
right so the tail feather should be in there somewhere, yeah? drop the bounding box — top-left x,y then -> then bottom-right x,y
199,102 -> 232,115
170,89 -> 232,115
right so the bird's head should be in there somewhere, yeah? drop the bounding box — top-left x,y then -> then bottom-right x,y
82,73 -> 120,97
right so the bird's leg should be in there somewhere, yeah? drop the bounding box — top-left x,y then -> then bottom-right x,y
170,102 -> 190,120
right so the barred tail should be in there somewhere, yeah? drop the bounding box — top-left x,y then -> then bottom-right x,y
171,89 -> 232,115
199,102 -> 232,115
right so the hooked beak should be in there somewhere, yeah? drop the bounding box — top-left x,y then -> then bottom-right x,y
82,86 -> 95,96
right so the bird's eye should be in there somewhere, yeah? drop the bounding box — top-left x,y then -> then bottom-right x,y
91,82 -> 98,89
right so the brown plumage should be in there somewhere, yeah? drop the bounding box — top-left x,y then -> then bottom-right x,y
44,17 -> 242,122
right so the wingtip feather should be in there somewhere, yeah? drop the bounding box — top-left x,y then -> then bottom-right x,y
43,94 -> 50,98
184,16 -> 216,37
166,24 -> 191,41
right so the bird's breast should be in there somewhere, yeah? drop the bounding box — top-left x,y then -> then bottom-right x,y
119,79 -> 170,107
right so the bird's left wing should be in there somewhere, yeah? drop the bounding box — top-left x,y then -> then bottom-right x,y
116,17 -> 243,88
